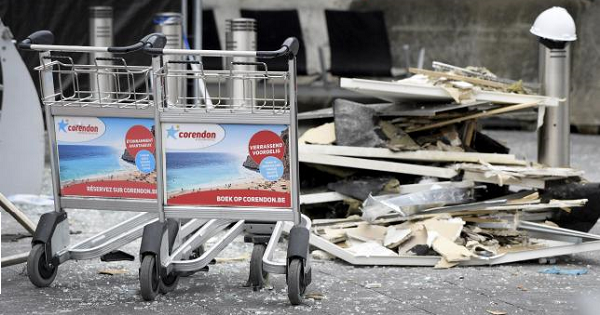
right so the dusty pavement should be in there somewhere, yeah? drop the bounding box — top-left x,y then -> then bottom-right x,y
2,130 -> 600,315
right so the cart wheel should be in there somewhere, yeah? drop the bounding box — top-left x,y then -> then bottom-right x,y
27,244 -> 58,287
159,272 -> 180,294
140,255 -> 160,301
248,244 -> 268,291
287,258 -> 306,305
190,245 -> 205,259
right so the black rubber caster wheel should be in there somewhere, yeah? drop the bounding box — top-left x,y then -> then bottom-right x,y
27,244 -> 58,287
159,272 -> 180,294
247,243 -> 269,291
287,258 -> 306,305
140,255 -> 160,301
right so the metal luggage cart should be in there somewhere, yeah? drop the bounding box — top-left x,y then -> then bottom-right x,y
16,31 -> 209,288
138,34 -> 312,305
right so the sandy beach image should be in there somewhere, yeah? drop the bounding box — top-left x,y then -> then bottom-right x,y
56,117 -> 157,199
61,169 -> 156,188
164,124 -> 291,207
169,177 -> 289,198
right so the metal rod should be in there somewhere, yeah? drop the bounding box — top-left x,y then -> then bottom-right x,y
152,56 -> 166,223
155,12 -> 185,106
191,0 -> 203,103
181,0 -> 188,36
39,52 -> 62,213
162,48 -> 257,57
0,192 -> 36,235
288,56 -> 300,225
29,44 -> 111,53
226,18 -> 257,107
1,252 -> 29,268
193,0 -> 202,50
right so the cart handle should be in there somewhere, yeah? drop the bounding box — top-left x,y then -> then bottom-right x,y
257,37 -> 299,59
17,30 -> 54,49
18,30 -> 167,54
142,33 -> 299,59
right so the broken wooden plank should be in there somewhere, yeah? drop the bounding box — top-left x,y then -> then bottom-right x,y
430,234 -> 473,263
300,153 -> 459,178
299,122 -> 336,144
409,68 -> 510,89
312,215 -> 362,227
299,144 -> 527,165
345,224 -> 387,243
423,217 -> 465,241
346,241 -> 399,257
298,102 -> 489,120
463,170 -> 547,189
300,191 -> 349,205
397,223 -> 428,254
384,226 -> 412,248
463,120 -> 477,146
0,192 -> 36,235
406,101 -> 541,133
454,163 -> 584,178
419,199 -> 587,216
340,77 -> 559,106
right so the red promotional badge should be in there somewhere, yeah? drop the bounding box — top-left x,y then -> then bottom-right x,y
248,130 -> 285,164
125,125 -> 155,156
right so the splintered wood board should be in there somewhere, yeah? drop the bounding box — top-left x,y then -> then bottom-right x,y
299,144 -> 527,165
300,192 -> 349,205
340,77 -> 559,106
300,153 -> 458,178
463,170 -> 547,189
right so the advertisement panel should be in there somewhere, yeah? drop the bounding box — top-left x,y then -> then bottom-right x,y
55,116 -> 157,199
164,123 -> 291,208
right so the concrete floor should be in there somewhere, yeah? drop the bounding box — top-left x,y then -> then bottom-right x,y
2,130 -> 600,315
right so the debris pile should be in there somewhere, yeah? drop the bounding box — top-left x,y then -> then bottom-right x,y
297,63 -> 600,267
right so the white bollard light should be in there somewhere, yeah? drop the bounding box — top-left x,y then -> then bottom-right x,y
531,7 -> 577,167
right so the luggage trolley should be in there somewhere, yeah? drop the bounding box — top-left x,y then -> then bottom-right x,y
17,31 -> 209,287
138,34 -> 312,304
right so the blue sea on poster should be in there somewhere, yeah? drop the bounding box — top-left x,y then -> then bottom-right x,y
166,152 -> 260,193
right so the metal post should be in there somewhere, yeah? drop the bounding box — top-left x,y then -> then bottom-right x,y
192,0 -> 203,103
193,0 -> 202,50
39,52 -> 62,214
89,6 -> 113,101
537,41 -> 571,167
288,56 -> 300,225
531,7 -> 576,167
226,18 -> 256,107
155,13 -> 185,106
181,0 -> 188,36
152,56 -> 166,223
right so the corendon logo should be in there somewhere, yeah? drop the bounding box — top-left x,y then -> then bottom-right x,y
55,116 -> 105,142
165,123 -> 225,150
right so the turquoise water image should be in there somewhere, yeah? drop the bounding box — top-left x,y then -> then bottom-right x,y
166,152 -> 259,193
58,145 -> 135,182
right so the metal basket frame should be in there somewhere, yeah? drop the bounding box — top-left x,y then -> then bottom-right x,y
154,59 -> 290,113
35,54 -> 154,109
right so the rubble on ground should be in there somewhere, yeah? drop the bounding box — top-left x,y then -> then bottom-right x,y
297,62 -> 600,268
